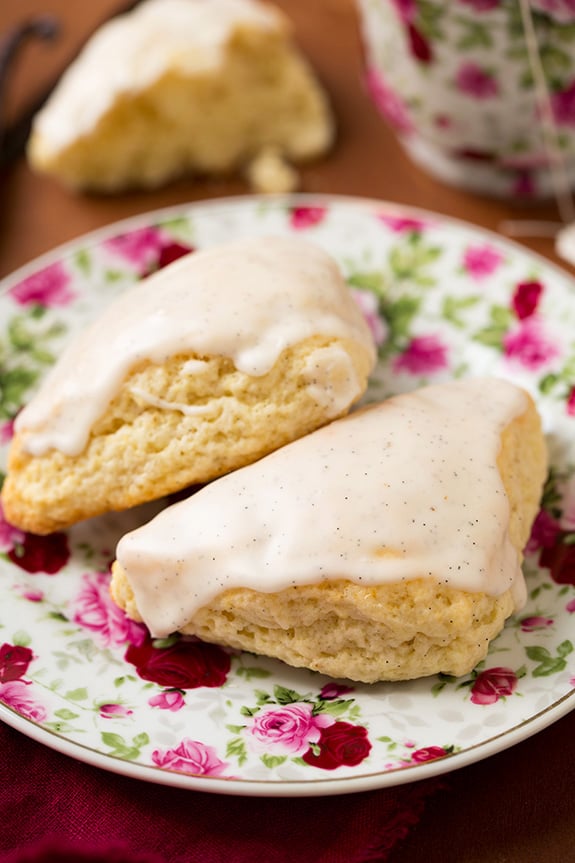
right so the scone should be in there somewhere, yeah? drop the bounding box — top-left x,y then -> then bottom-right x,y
1,236 -> 375,535
27,0 -> 334,192
111,377 -> 547,683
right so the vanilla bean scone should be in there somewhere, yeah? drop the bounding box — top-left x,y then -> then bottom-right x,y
1,236 -> 375,535
111,378 -> 547,683
27,0 -> 334,193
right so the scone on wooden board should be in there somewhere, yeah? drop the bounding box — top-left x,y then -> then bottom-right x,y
27,0 -> 334,193
1,236 -> 375,535
111,377 -> 548,683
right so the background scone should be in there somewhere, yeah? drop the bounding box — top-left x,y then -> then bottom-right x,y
2,236 -> 375,535
27,0 -> 334,193
112,378 -> 547,683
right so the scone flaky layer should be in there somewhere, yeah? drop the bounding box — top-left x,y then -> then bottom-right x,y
2,336 -> 370,534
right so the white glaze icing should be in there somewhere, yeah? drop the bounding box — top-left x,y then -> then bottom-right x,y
116,377 -> 529,638
15,235 -> 375,456
127,385 -> 218,417
32,0 -> 287,155
299,345 -> 365,419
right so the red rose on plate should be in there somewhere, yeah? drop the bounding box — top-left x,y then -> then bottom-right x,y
512,280 -> 543,320
125,636 -> 230,689
7,532 -> 70,574
540,537 -> 575,586
411,746 -> 448,763
407,23 -> 433,63
156,242 -> 194,270
302,721 -> 372,770
470,667 -> 518,705
142,241 -> 195,276
0,643 -> 33,682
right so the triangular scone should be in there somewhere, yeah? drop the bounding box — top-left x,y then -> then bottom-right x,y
2,236 -> 375,535
27,0 -> 334,192
111,378 -> 547,683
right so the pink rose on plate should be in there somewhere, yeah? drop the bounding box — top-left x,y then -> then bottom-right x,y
393,334 -> 448,375
350,288 -> 388,347
462,243 -> 504,280
456,62 -> 499,99
9,260 -> 75,307
247,703 -> 335,755
72,571 -> 147,648
512,280 -> 543,320
434,113 -> 452,129
148,690 -> 186,712
0,679 -> 47,722
152,738 -> 229,776
18,588 -> 45,603
391,0 -> 417,21
377,214 -> 429,233
106,227 -> 195,276
289,206 -> 327,230
365,68 -> 414,135
503,318 -> 560,370
470,667 -> 518,705
320,682 -> 354,700
105,226 -> 164,268
0,419 -> 15,444
99,703 -> 133,719
519,616 -> 554,632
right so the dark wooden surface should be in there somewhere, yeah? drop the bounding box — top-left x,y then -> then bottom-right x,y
1,2 -> 573,860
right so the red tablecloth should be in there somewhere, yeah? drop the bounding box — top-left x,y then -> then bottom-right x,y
0,721 -> 441,862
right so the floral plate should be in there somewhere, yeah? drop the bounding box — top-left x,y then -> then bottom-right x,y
1,194 -> 575,798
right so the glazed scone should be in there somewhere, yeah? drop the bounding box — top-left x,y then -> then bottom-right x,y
1,236 -> 375,535
111,378 -> 547,683
27,0 -> 334,192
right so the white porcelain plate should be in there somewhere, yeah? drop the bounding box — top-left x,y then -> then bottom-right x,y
1,195 -> 575,797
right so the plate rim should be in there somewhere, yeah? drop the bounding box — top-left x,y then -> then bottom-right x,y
1,191 -> 574,797
2,192 -> 574,291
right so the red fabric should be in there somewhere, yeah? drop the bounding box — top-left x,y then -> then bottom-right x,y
0,722 -> 442,863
